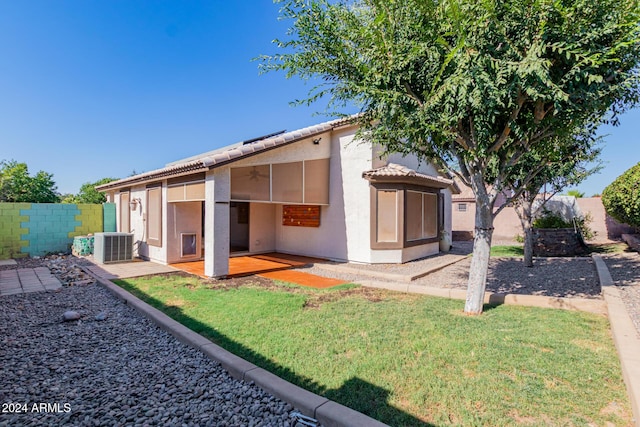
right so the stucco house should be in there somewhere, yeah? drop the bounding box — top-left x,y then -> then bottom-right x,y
97,118 -> 460,277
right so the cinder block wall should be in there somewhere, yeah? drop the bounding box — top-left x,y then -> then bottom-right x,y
0,203 -> 31,259
0,203 -> 112,259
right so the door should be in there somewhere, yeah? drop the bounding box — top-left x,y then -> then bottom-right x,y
229,202 -> 249,253
168,201 -> 202,263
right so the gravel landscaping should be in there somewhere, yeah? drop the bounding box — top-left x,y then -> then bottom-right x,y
602,251 -> 640,335
305,247 -> 602,300
0,276 -> 305,427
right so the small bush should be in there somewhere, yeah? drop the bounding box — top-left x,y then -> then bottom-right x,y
533,210 -> 572,229
533,210 -> 596,241
602,162 -> 640,228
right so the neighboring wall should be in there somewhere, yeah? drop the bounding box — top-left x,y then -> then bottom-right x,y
0,203 -> 116,259
576,197 -> 636,241
452,197 -> 635,243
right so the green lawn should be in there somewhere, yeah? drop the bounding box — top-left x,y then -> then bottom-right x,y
490,245 -> 524,257
114,275 -> 631,426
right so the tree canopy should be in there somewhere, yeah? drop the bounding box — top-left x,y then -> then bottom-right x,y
602,162 -> 640,228
62,177 -> 118,204
0,160 -> 59,203
507,129 -> 602,266
262,0 -> 640,313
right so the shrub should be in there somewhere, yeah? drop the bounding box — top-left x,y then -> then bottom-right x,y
533,210 -> 572,229
533,210 -> 596,241
602,162 -> 640,228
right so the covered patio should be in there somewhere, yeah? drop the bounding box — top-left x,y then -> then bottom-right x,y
172,252 -> 348,288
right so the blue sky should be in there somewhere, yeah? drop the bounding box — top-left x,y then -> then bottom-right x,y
0,1 -> 637,196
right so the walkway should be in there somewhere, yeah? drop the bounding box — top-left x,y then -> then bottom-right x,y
82,258 -> 178,280
0,267 -> 61,295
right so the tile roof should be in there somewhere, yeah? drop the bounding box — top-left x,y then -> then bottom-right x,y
363,163 -> 461,193
451,177 -> 475,201
96,116 -> 354,191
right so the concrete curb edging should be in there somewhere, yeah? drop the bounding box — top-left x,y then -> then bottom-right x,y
593,254 -> 640,427
313,254 -> 469,283
90,274 -> 388,427
359,280 -> 608,315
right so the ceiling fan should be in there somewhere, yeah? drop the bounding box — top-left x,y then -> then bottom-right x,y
248,166 -> 269,181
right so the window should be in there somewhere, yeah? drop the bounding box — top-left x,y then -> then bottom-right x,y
304,158 -> 330,204
230,165 -> 271,201
146,186 -> 162,247
230,159 -> 330,205
371,186 -> 440,249
168,181 -> 205,202
119,191 -> 130,233
376,190 -> 398,243
272,162 -> 303,203
458,203 -> 467,212
407,191 -> 438,241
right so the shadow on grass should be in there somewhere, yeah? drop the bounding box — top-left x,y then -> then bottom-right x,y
113,279 -> 434,427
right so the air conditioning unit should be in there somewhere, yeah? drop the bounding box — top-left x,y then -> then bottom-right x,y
94,232 -> 134,264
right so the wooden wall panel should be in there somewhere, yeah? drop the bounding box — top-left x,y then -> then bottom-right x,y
282,205 -> 320,227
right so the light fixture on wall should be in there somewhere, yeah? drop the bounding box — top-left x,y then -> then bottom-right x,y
130,198 -> 142,211
312,137 -> 321,145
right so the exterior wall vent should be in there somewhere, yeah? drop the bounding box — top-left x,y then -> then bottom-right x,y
94,232 -> 134,264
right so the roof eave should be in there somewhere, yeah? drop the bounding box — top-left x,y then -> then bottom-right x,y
97,116 -> 358,193
363,175 -> 454,190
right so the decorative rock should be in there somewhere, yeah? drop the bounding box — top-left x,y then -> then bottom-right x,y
95,312 -> 108,321
63,310 -> 81,321
1,283 -> 303,427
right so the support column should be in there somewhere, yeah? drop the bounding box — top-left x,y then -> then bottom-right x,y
204,168 -> 230,278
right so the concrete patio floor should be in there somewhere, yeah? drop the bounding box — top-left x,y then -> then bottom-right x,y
173,252 -> 327,278
82,258 -> 179,280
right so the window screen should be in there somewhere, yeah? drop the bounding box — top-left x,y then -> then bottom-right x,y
272,162 -> 303,203
376,190 -> 397,242
423,193 -> 438,238
406,191 -> 423,241
119,192 -> 130,233
230,165 -> 270,201
147,187 -> 162,247
406,191 -> 438,240
304,158 -> 330,204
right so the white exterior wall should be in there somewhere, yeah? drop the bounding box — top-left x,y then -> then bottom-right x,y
267,125 -> 374,262
204,168 -> 230,277
219,126 -> 372,262
249,203 -> 276,253
115,184 -> 167,264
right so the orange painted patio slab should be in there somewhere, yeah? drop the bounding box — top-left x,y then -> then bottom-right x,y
258,270 -> 347,289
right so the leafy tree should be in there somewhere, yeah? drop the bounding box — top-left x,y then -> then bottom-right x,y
566,189 -> 585,198
602,162 -> 640,228
62,177 -> 118,204
0,160 -> 59,203
508,131 -> 601,266
261,0 -> 640,314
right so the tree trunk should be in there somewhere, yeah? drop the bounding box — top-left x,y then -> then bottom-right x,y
464,194 -> 494,315
516,200 -> 535,267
